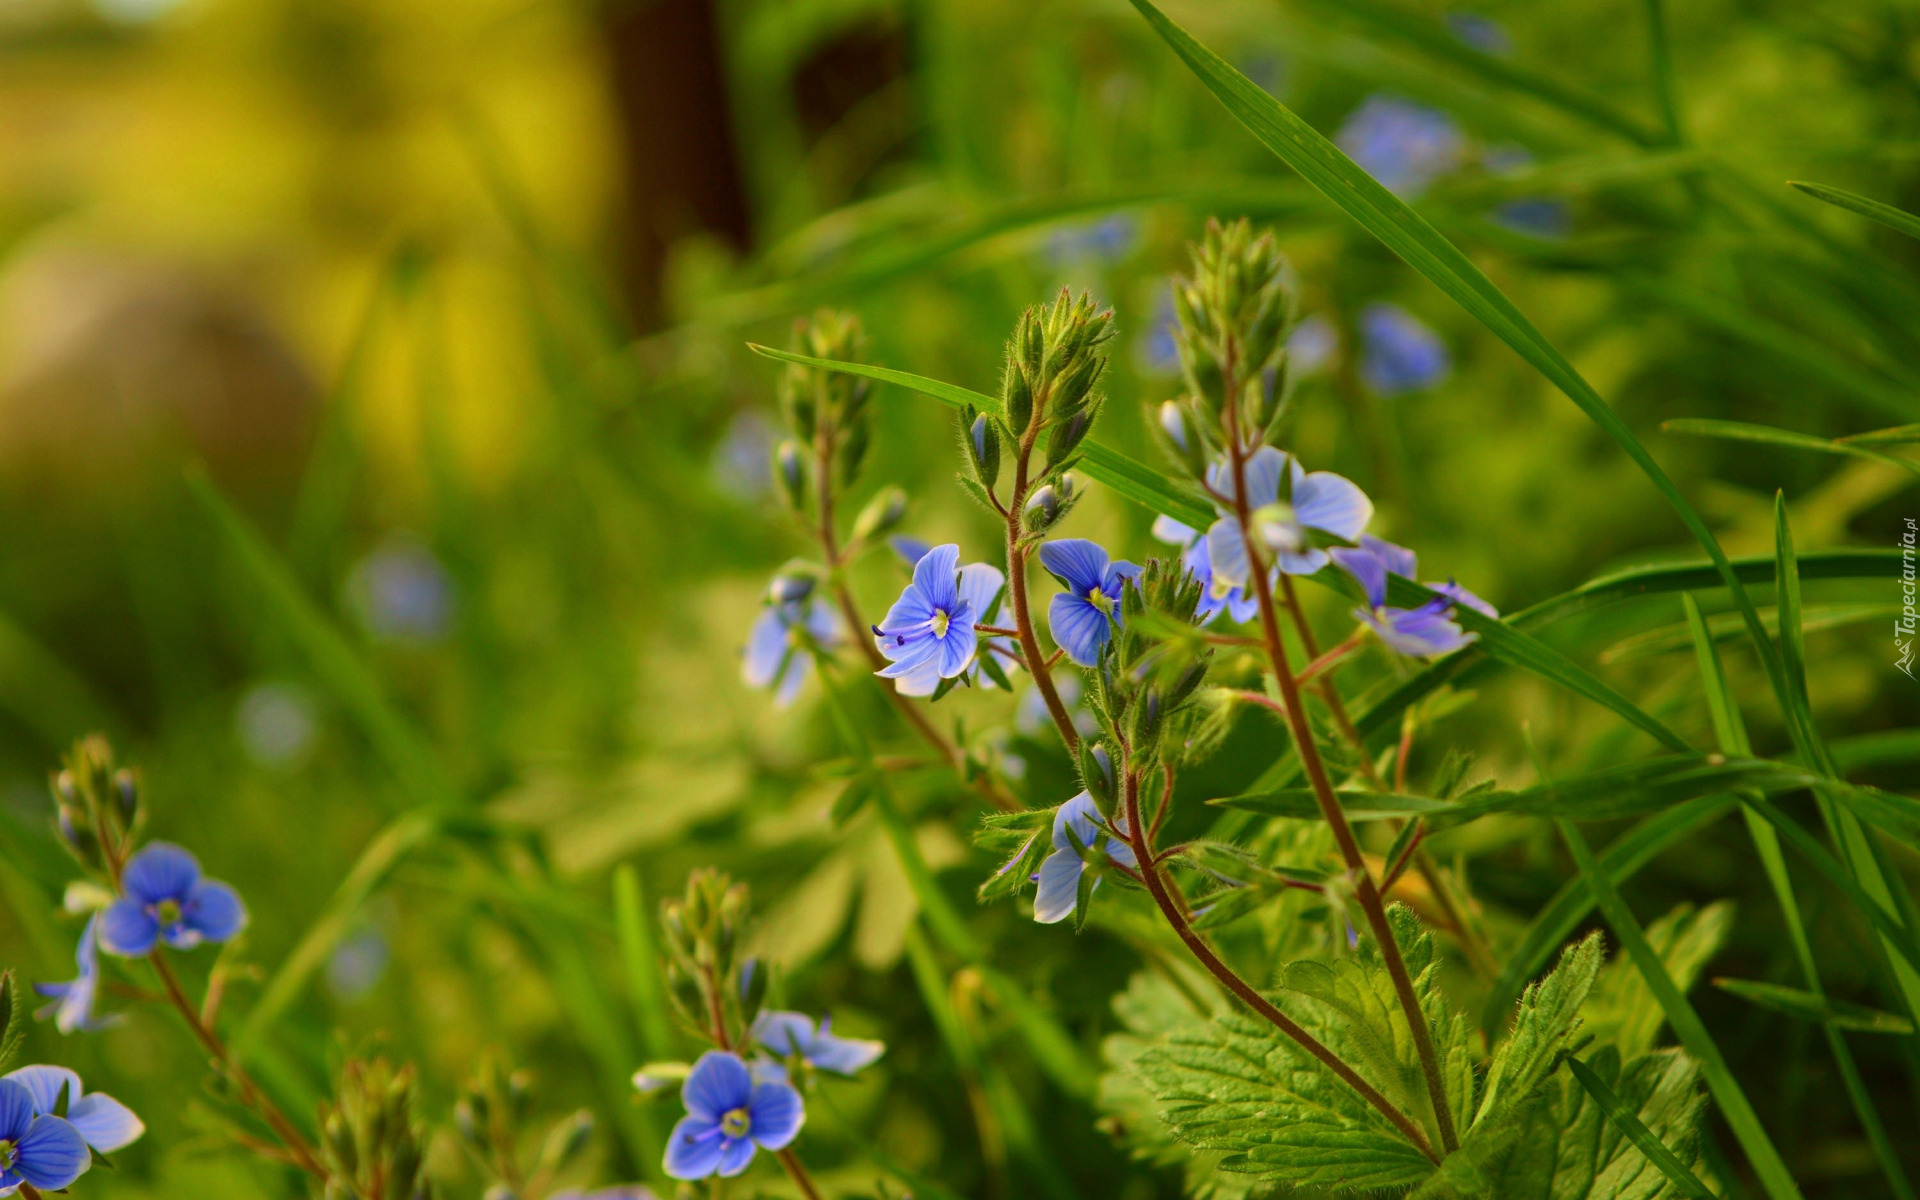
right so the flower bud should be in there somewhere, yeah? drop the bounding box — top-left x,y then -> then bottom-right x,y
851,486 -> 908,543
966,413 -> 1002,489
1044,407 -> 1094,472
114,770 -> 139,820
774,440 -> 808,510
768,572 -> 816,605
538,1109 -> 595,1173
1158,400 -> 1188,452
1003,360 -> 1034,432
1024,484 -> 1061,532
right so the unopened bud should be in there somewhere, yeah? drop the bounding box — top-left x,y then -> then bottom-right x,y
1024,485 -> 1061,531
114,770 -> 138,819
774,441 -> 808,509
768,573 -> 816,605
1158,400 -> 1188,451
851,486 -> 909,543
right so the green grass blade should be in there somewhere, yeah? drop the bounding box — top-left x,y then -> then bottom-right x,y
613,864 -> 678,1062
1641,0 -> 1685,144
1790,181 -> 1920,241
1603,602 -> 1893,664
1481,796 -> 1733,1039
1711,979 -> 1915,1034
234,811 -> 441,1059
1565,1056 -> 1714,1198
185,466 -> 460,810
1125,0 -> 1834,768
746,343 -> 1216,528
1663,418 -> 1920,478
1561,820 -> 1803,1200
1841,423 -> 1920,446
0,604 -> 122,748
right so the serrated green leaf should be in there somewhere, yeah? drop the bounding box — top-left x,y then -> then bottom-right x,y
1711,978 -> 1915,1034
1586,902 -> 1734,1057
1476,933 -> 1603,1129
1789,180 -> 1920,241
1565,1056 -> 1715,1199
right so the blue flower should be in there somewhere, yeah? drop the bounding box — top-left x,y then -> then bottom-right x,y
1152,516 -> 1258,625
1046,214 -> 1137,266
1336,95 -> 1463,198
1039,540 -> 1141,668
751,1011 -> 886,1076
889,535 -> 931,567
1138,287 -> 1181,377
872,544 -> 983,696
1491,197 -> 1569,239
0,1077 -> 90,1194
33,915 -> 120,1034
1446,11 -> 1511,55
4,1066 -> 144,1155
1205,447 -> 1373,589
1287,313 -> 1340,378
1033,793 -> 1139,924
1330,535 -> 1495,658
956,562 -> 1016,688
1359,304 -> 1449,395
744,582 -> 842,708
98,843 -> 247,958
663,1051 -> 804,1181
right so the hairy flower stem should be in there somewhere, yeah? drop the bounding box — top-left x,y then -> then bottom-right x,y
149,951 -> 330,1181
813,432 -> 1021,812
1276,576 -> 1499,981
1004,420 -> 1080,752
1228,433 -> 1460,1155
1119,758 -> 1441,1164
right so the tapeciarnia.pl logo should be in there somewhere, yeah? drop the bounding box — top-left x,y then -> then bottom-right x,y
1900,517 -> 1917,679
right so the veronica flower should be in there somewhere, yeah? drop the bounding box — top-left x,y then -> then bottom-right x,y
663,1051 -> 804,1181
871,544 -> 985,696
888,535 -> 932,567
751,1011 -> 886,1076
98,843 -> 247,958
1033,793 -> 1139,924
1330,535 -> 1495,658
34,915 -> 120,1034
744,578 -> 841,707
956,562 -> 1017,688
1446,11 -> 1512,55
1359,304 -> 1449,395
1039,540 -> 1141,668
1204,447 -> 1373,590
0,1078 -> 89,1195
1151,516 -> 1258,625
3,1067 -> 144,1156
1336,95 -> 1463,198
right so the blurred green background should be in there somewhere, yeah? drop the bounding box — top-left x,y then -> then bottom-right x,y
1,0 -> 1918,1195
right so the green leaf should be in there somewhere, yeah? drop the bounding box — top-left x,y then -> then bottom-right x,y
1585,902 -> 1735,1057
1841,422 -> 1920,446
0,970 -> 21,1072
1712,978 -> 1915,1034
1475,933 -> 1602,1129
1790,180 -> 1920,241
613,864 -> 678,1062
1665,417 -> 1920,476
1565,1056 -> 1715,1199
1561,820 -> 1803,1200
746,344 -> 1216,529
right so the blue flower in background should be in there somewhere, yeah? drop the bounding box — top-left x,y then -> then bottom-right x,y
1033,793 -> 1138,924
1331,535 -> 1495,658
1359,304 -> 1450,394
872,544 -> 980,696
1491,197 -> 1570,239
0,1077 -> 90,1194
1039,540 -> 1141,668
33,915 -> 119,1035
1205,447 -> 1373,587
1152,516 -> 1258,624
1046,214 -> 1137,266
663,1051 -> 804,1181
712,410 -> 774,501
743,583 -> 841,708
752,1011 -> 886,1076
1138,287 -> 1181,376
1287,313 -> 1340,378
1336,95 -> 1463,198
1017,671 -> 1097,738
4,1066 -> 145,1155
1446,11 -> 1512,55
98,843 -> 247,958
350,537 -> 452,642
889,535 -> 931,568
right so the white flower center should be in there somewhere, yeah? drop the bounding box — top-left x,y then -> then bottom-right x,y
931,608 -> 951,638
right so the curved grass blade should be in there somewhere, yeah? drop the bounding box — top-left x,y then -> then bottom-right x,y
1564,1056 -> 1715,1199
1663,418 -> 1920,478
1561,820 -> 1803,1200
1602,602 -> 1894,664
1712,978 -> 1915,1034
1789,181 -> 1920,241
1481,796 -> 1732,1040
1841,423 -> 1920,446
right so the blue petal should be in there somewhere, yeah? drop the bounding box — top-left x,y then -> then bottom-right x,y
1431,579 -> 1498,619
751,1011 -> 817,1059
1205,518 -> 1250,589
1360,604 -> 1475,658
1032,850 -> 1086,924
801,598 -> 841,646
908,543 -> 961,612
1292,468 -> 1373,542
889,535 -> 931,567
1151,516 -> 1197,547
0,1078 -> 33,1141
682,1051 -> 752,1122
1204,446 -> 1286,510
121,842 -> 200,906
183,879 -> 247,944
747,1079 -> 805,1149
956,563 -> 1005,624
773,654 -> 814,707
806,1022 -> 885,1076
2,1067 -> 79,1118
1103,560 -> 1144,596
873,585 -> 936,644
1360,534 -> 1418,580
1273,546 -> 1331,577
15,1114 -> 89,1190
716,1134 -> 758,1177
935,616 -> 978,679
97,899 -> 158,958
1047,593 -> 1110,668
663,1116 -> 725,1180
742,608 -> 791,689
876,638 -> 945,697
1331,545 -> 1390,609
1037,539 -> 1110,595
1051,792 -> 1101,852
68,1092 -> 144,1153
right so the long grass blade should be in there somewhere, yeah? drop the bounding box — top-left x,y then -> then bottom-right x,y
1561,820 -> 1802,1200
1663,418 -> 1920,478
613,864 -> 678,1062
1789,181 -> 1920,241
1564,1056 -> 1714,1198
